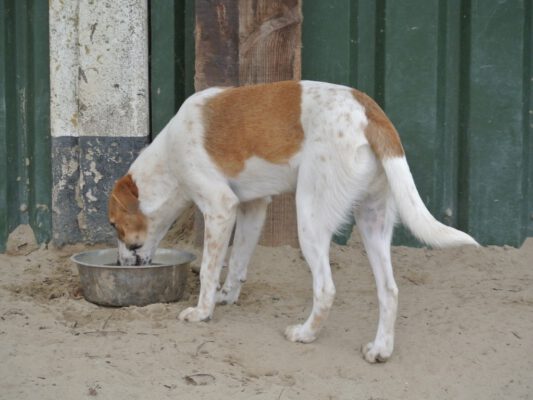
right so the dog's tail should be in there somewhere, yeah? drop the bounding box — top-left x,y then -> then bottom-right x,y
382,156 -> 478,248
353,89 -> 478,248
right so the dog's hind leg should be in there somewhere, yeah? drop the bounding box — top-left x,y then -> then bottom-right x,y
216,197 -> 271,305
354,185 -> 398,363
285,159 -> 356,343
179,184 -> 239,322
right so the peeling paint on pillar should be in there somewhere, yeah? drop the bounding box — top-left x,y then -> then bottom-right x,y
52,137 -> 82,244
77,136 -> 147,244
52,136 -> 147,245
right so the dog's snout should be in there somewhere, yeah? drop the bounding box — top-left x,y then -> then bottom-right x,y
127,243 -> 142,251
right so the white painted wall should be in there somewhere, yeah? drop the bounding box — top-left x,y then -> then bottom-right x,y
49,0 -> 79,138
50,0 -> 149,138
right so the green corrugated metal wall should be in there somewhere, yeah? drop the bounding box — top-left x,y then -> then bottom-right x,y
0,0 -> 51,252
302,0 -> 532,247
149,0 -> 195,137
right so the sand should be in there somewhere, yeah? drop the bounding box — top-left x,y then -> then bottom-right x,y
1,226 -> 532,400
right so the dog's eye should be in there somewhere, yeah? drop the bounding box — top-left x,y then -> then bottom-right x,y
110,222 -> 116,229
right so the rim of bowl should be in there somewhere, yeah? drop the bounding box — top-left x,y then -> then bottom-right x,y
71,248 -> 196,269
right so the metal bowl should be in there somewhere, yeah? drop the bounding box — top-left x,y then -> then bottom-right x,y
71,248 -> 196,307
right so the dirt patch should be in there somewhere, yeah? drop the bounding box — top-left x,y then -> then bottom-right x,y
3,243 -> 84,303
5,260 -> 82,302
0,233 -> 532,399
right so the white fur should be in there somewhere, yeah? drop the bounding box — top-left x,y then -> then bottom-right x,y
118,81 -> 477,363
382,157 -> 478,247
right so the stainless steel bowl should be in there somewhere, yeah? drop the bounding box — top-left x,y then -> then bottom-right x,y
71,248 -> 195,307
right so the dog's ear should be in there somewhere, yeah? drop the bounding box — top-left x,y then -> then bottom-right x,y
112,174 -> 139,213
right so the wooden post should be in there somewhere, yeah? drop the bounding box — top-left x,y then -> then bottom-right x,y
194,0 -> 302,247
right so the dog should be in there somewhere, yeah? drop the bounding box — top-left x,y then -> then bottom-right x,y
108,80 -> 478,363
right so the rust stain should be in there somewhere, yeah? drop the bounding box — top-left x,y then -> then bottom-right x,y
310,311 -> 324,331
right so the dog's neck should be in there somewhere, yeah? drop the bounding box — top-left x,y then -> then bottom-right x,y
128,128 -> 183,216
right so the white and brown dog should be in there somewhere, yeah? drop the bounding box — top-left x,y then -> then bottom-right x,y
108,81 -> 477,362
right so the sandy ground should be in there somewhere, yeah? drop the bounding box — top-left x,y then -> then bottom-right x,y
1,225 -> 532,400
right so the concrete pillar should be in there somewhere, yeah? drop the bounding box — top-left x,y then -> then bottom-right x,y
50,0 -> 149,245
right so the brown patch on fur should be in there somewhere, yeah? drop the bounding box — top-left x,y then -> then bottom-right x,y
108,174 -> 147,246
310,311 -> 324,331
203,81 -> 304,176
352,90 -> 404,159
207,241 -> 218,252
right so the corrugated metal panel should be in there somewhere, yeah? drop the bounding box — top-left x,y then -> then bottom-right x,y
149,0 -> 195,137
0,0 -> 51,252
303,0 -> 532,246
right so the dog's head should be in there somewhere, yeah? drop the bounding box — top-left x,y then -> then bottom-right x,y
108,174 -> 149,265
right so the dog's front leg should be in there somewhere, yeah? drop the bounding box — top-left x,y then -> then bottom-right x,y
179,193 -> 238,322
217,197 -> 270,305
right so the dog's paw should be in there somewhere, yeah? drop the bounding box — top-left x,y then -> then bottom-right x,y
361,341 -> 392,363
178,307 -> 211,322
215,288 -> 240,305
284,324 -> 317,343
